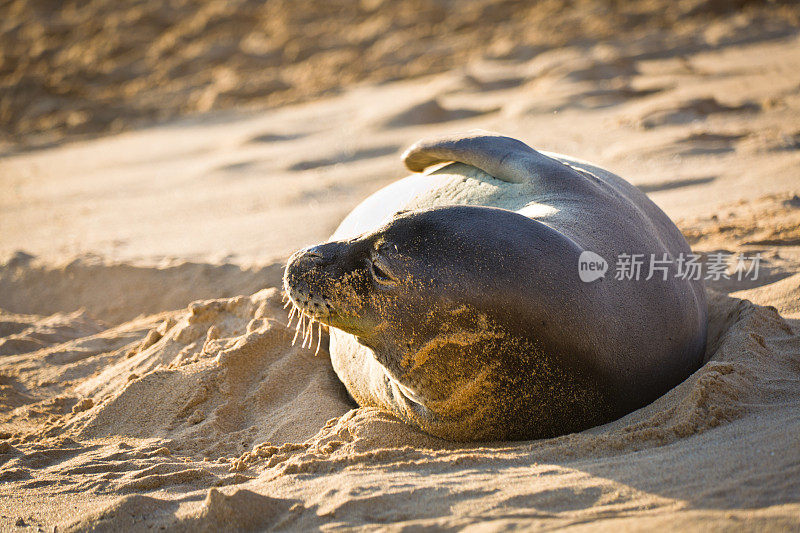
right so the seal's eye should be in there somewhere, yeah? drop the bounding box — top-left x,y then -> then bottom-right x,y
369,257 -> 397,285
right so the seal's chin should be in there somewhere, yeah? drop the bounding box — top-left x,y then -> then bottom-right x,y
284,280 -> 332,321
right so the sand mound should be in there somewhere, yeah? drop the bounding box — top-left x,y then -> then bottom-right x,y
71,288 -> 352,457
733,272 -> 800,318
63,489 -> 301,533
2,262 -> 799,529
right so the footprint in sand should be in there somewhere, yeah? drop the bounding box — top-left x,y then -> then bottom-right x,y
673,131 -> 747,156
244,132 -> 305,145
381,98 -> 498,129
637,97 -> 760,129
500,486 -> 608,514
636,175 -> 717,194
535,85 -> 665,113
567,57 -> 639,81
215,160 -> 263,173
461,73 -> 527,92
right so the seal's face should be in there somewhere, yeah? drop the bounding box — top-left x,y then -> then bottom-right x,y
284,209 -> 465,359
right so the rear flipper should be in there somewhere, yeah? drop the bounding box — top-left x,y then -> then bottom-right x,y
402,130 -> 584,186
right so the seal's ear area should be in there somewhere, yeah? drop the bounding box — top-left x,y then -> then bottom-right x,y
402,130 -> 581,185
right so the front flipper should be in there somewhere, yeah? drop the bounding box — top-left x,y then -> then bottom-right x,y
402,130 -> 586,186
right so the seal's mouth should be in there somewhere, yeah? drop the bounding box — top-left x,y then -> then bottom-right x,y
282,246 -> 339,354
281,269 -> 336,354
281,289 -> 328,355
283,277 -> 332,320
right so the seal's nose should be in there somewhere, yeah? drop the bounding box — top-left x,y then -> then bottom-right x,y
296,241 -> 344,265
303,245 -> 325,258
284,242 -> 339,289
286,249 -> 320,281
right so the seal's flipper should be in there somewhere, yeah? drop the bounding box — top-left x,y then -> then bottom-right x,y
402,130 -> 581,185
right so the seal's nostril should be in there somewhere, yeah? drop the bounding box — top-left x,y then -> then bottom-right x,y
304,245 -> 325,258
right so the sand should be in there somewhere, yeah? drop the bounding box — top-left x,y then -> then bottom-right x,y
4,0 -> 798,150
2,1 -> 800,531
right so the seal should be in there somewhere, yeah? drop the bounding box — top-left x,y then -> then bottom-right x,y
284,131 -> 707,441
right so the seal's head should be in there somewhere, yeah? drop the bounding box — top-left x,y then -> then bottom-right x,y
284,205 -> 608,441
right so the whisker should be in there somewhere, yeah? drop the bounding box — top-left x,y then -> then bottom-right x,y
292,314 -> 304,345
287,306 -> 297,325
283,299 -> 292,309
303,318 -> 314,348
315,322 -> 323,356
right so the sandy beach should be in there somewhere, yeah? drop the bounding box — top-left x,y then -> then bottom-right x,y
1,1 -> 800,530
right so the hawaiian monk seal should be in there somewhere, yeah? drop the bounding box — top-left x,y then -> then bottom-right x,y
284,131 -> 707,441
